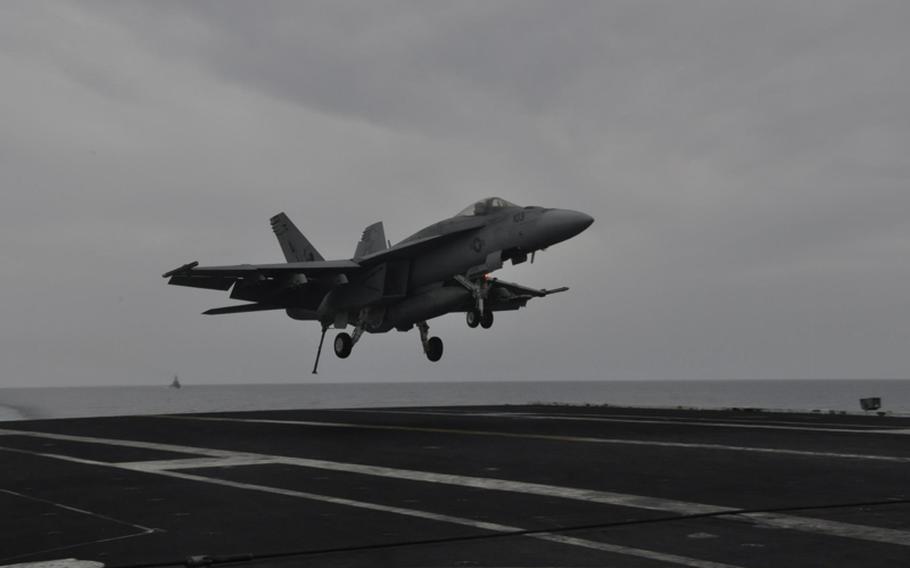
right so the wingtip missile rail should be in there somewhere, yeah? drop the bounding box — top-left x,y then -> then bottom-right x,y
162,261 -> 199,279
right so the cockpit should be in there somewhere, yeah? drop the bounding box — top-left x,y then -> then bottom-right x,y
456,197 -> 519,216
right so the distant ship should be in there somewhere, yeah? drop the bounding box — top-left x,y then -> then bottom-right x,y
170,375 -> 181,389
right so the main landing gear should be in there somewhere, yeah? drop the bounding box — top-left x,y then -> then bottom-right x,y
466,308 -> 494,329
313,319 -> 443,373
456,275 -> 494,330
417,321 -> 443,362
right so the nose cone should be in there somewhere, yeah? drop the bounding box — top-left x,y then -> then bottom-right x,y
534,208 -> 594,248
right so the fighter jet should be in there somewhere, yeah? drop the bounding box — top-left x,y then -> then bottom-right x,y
163,197 -> 593,373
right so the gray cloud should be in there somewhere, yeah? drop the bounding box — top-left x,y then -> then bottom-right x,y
1,1 -> 909,386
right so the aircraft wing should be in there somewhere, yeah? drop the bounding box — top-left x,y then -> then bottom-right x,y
162,259 -> 360,289
165,215 -> 484,286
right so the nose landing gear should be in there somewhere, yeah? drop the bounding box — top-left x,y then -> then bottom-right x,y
456,275 -> 495,330
417,321 -> 444,362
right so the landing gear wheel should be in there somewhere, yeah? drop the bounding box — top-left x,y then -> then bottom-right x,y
480,311 -> 494,329
425,337 -> 444,362
334,332 -> 353,358
466,309 -> 481,328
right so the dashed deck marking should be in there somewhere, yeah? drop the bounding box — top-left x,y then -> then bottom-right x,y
0,444 -> 743,568
163,415 -> 910,463
2,427 -> 910,548
1,560 -> 105,568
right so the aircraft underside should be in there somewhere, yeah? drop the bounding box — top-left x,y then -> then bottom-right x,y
311,275 -> 532,373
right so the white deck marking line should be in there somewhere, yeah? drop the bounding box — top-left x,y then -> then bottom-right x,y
350,409 -> 910,434
119,455 -> 730,515
0,444 -> 135,468
0,488 -> 160,533
514,414 -> 910,434
350,408 -> 898,428
0,531 -> 152,564
118,454 -> 910,547
0,430 -> 721,514
550,414 -> 910,431
0,446 -> 743,568
155,470 -> 745,568
730,511 -> 910,544
3,427 -> 909,548
2,560 -> 105,568
163,416 -> 910,463
0,488 -> 158,564
866,429 -> 910,435
121,455 -> 283,470
0,428 -> 233,456
356,408 -> 909,429
500,411 -> 893,429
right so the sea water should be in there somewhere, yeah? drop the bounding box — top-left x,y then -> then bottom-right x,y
1,380 -> 909,421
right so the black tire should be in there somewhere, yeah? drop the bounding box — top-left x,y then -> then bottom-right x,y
334,332 -> 353,358
426,336 -> 443,362
466,309 -> 481,328
480,310 -> 494,329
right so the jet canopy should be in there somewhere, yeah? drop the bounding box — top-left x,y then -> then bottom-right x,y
456,197 -> 519,217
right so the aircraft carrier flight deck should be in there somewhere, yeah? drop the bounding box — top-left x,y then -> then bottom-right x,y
2,405 -> 909,567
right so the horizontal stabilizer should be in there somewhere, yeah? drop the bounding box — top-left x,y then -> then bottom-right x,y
203,304 -> 285,315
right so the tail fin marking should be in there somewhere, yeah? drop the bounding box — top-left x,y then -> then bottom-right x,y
354,221 -> 388,259
270,212 -> 324,263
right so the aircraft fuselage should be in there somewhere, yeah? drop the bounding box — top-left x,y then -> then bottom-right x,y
306,205 -> 592,332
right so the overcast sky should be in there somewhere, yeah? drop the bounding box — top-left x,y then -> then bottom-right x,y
2,1 -> 909,386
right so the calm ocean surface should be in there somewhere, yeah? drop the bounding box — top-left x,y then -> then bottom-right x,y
1,380 -> 909,421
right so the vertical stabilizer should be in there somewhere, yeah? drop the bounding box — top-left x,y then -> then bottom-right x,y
270,213 -> 324,262
354,222 -> 387,259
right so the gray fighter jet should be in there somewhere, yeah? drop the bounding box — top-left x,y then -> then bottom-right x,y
163,197 -> 593,373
